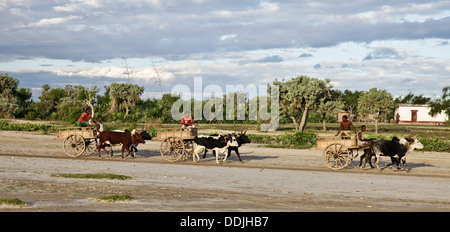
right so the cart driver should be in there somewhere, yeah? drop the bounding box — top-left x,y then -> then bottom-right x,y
76,108 -> 94,128
335,115 -> 356,139
181,111 -> 196,130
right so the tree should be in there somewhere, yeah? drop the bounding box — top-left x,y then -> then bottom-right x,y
158,93 -> 181,123
357,88 -> 394,134
316,89 -> 344,131
0,74 -> 20,118
57,85 -> 99,122
151,59 -> 164,96
15,87 -> 33,118
395,92 -> 431,104
37,84 -> 65,118
109,83 -> 144,115
429,86 -> 450,122
274,76 -> 333,131
96,85 -> 111,117
341,90 -> 363,115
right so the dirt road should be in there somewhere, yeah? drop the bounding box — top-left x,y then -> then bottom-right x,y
0,131 -> 449,211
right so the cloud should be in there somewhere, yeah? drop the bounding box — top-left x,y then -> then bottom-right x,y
363,47 -> 402,61
52,66 -> 174,82
259,55 -> 283,63
239,55 -> 283,65
299,53 -> 313,58
1,1 -> 449,99
17,15 -> 82,28
220,33 -> 237,41
1,1 -> 449,62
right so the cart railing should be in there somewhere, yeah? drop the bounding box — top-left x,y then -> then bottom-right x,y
316,135 -> 357,150
56,127 -> 97,140
156,127 -> 197,141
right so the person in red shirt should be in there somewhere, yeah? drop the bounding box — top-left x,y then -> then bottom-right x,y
76,108 -> 94,127
181,112 -> 196,130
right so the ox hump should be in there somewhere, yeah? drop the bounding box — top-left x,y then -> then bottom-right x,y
399,138 -> 408,145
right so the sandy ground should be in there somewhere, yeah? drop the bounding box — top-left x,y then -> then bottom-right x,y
0,130 -> 449,212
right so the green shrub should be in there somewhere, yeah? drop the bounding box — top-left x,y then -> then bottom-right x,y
247,131 -> 317,148
24,111 -> 37,120
0,120 -> 61,132
420,137 -> 450,152
95,194 -> 133,202
277,131 -> 317,146
0,198 -> 28,207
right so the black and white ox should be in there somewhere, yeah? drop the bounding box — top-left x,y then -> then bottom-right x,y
192,134 -> 239,164
363,137 -> 424,172
201,130 -> 251,162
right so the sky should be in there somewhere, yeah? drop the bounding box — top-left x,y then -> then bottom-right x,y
0,0 -> 449,101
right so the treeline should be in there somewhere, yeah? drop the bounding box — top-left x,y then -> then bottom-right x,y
1,74 -> 448,129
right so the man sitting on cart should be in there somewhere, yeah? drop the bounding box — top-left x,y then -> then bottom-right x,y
76,108 -> 94,128
357,125 -> 370,146
335,115 -> 356,139
181,111 -> 196,130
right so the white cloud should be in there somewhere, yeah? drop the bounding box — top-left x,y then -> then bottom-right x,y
53,0 -> 102,13
17,15 -> 82,28
220,33 -> 237,41
52,66 -> 174,82
1,1 -> 449,99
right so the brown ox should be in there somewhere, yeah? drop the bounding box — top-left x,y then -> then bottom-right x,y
97,129 -> 145,158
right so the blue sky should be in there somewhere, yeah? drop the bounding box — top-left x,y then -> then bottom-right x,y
0,0 -> 449,100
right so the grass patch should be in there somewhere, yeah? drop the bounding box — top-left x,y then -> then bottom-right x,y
94,194 -> 133,202
0,198 -> 28,207
50,173 -> 132,180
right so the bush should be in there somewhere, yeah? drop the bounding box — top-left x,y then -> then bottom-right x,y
247,131 -> 317,148
420,137 -> 450,152
277,131 -> 317,146
24,111 -> 37,120
0,197 -> 28,207
0,120 -> 61,132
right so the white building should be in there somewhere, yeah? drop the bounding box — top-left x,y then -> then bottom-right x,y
395,104 -> 448,124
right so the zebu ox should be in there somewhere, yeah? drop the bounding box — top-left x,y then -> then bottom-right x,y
192,134 -> 239,164
105,130 -> 151,157
201,130 -> 251,162
97,129 -> 145,158
227,130 -> 251,162
363,137 -> 424,172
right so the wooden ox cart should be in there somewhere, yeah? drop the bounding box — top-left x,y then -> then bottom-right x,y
55,127 -> 98,157
156,127 -> 197,162
317,135 -> 370,170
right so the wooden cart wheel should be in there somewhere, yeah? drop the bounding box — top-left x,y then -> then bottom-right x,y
323,143 -> 352,170
83,138 -> 97,156
63,134 -> 86,157
160,136 -> 185,162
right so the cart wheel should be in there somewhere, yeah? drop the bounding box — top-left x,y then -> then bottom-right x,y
63,135 -> 86,157
323,143 -> 352,170
180,140 -> 194,161
160,137 -> 185,162
83,138 -> 97,156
